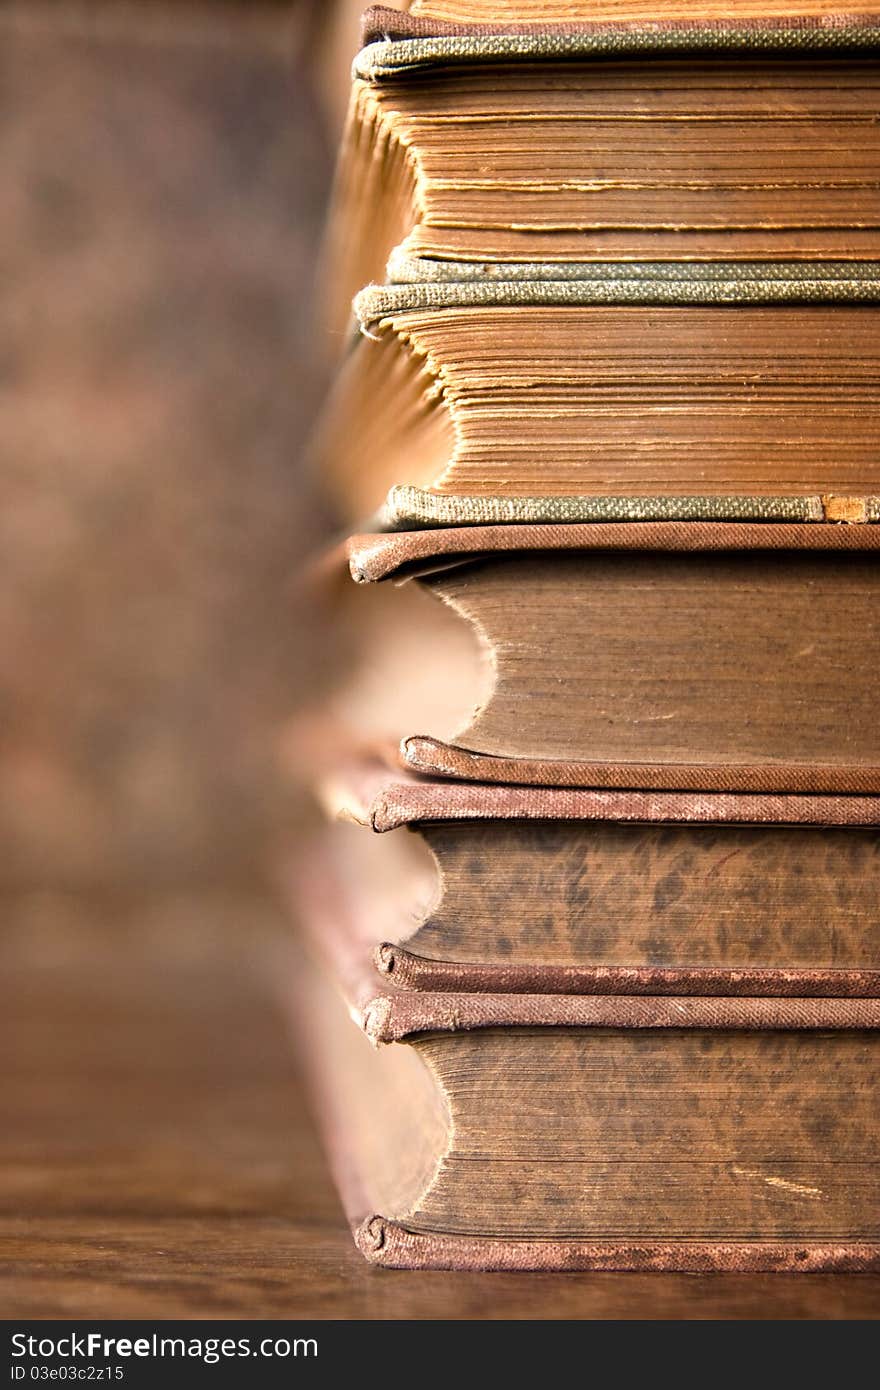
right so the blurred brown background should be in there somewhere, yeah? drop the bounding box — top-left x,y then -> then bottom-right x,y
0,0 -> 359,1318
0,0 -> 339,889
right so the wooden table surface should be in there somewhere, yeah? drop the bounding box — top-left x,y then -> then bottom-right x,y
2,888 -> 878,1321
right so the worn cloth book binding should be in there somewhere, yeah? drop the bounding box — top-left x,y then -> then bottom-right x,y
309,759 -> 880,996
339,523 -> 880,792
290,867 -> 880,1272
314,288 -> 880,523
324,6 -> 880,326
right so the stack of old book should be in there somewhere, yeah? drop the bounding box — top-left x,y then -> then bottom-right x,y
296,3 -> 880,1271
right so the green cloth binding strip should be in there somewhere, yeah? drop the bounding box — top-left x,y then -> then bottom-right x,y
355,266 -> 880,330
380,486 -> 880,530
354,20 -> 880,82
385,249 -> 880,287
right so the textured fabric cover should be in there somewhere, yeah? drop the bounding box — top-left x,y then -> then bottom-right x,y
354,1218 -> 880,1272
331,760 -> 880,834
380,484 -> 880,528
355,272 -> 880,330
359,988 -> 880,1045
377,945 -> 880,1000
356,10 -> 880,81
347,520 -> 880,583
398,734 -> 880,795
362,7 -> 880,46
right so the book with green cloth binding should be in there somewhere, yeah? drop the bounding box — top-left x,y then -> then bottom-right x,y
377,483 -> 880,529
312,279 -> 880,523
323,5 -> 880,327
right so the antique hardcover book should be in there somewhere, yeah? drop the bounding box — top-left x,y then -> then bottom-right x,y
340,523 -> 880,790
312,760 -> 880,995
327,7 -> 880,318
316,295 -> 880,522
292,885 -> 880,1271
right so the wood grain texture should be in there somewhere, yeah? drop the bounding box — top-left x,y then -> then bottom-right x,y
423,549 -> 880,765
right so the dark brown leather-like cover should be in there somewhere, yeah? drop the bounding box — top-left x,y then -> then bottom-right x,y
320,762 -> 880,997
335,760 -> 880,834
398,734 -> 880,795
377,945 -> 880,1000
347,520 -> 880,584
345,524 -> 880,794
293,854 -> 880,1272
304,788 -> 880,1038
358,989 -> 880,1046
